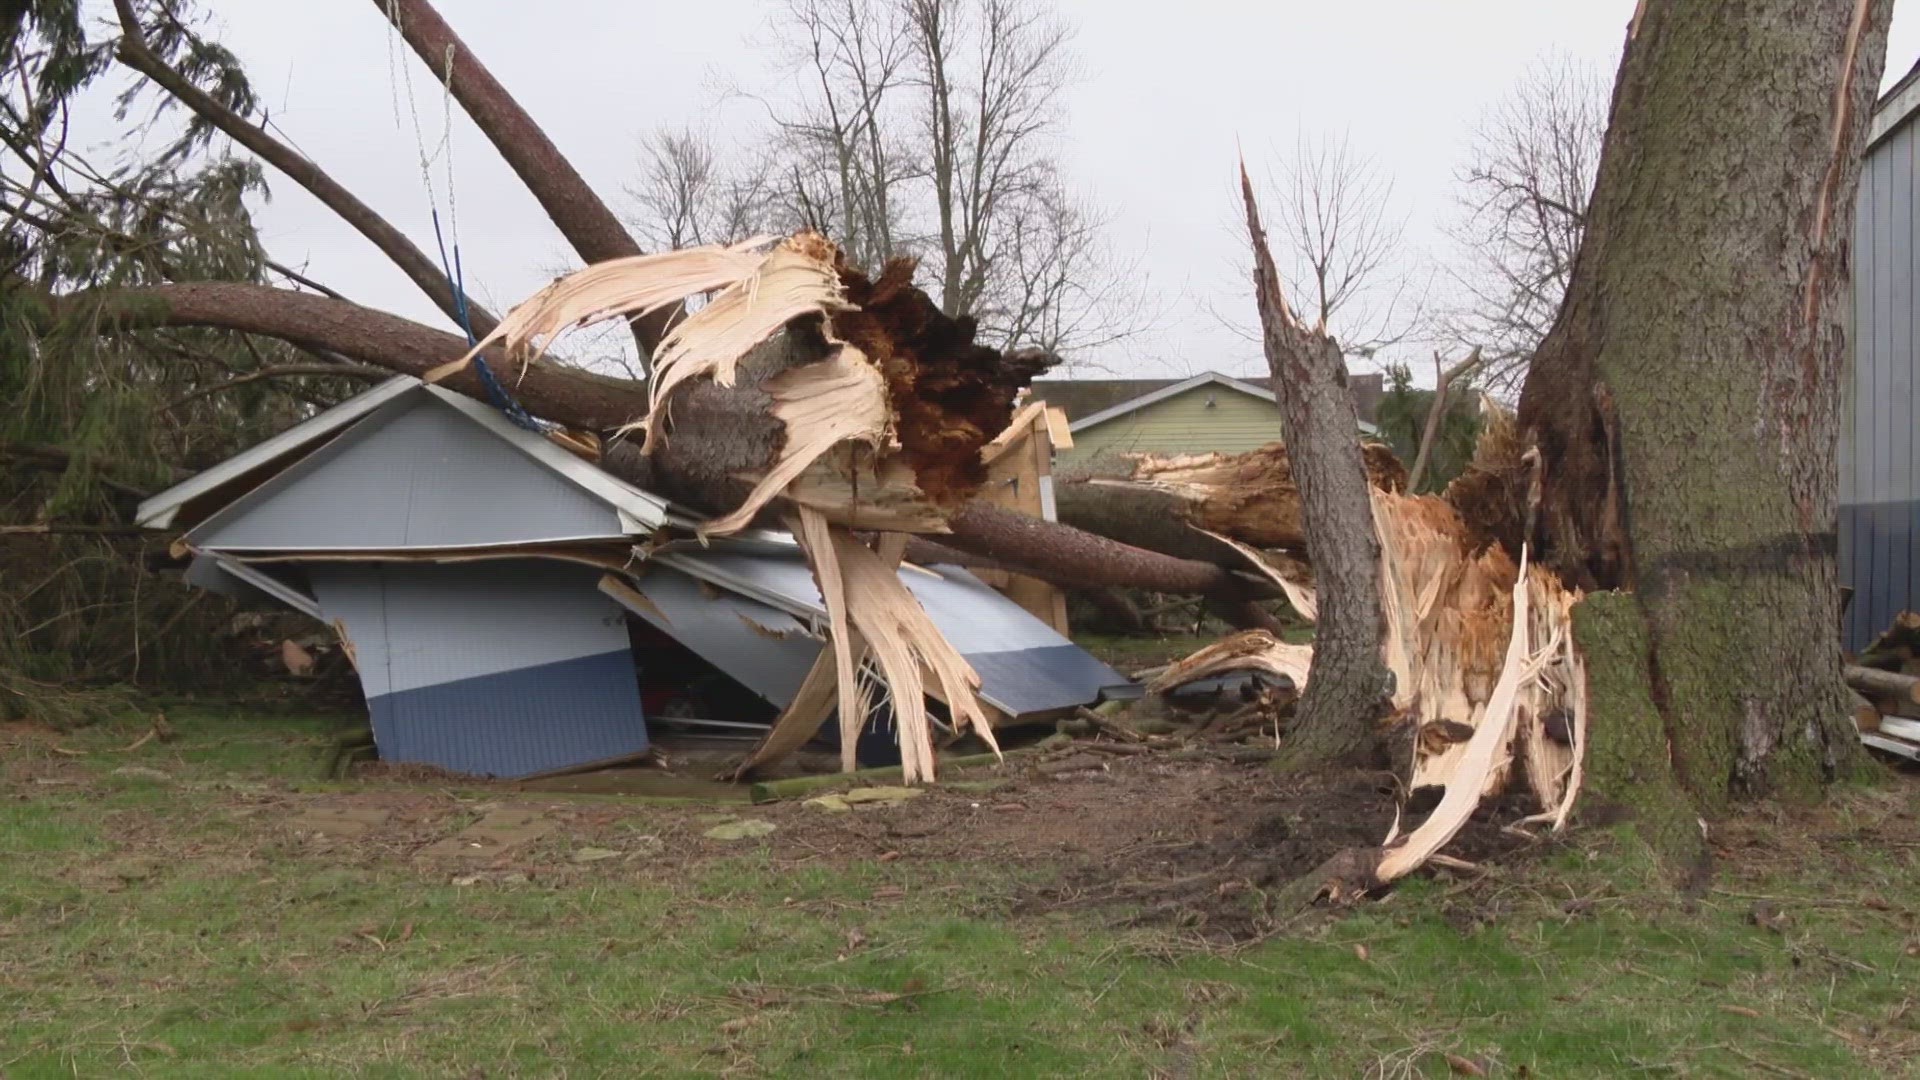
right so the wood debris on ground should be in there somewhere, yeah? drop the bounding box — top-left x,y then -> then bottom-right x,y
1137,412 -> 1591,891
1849,611 -> 1920,760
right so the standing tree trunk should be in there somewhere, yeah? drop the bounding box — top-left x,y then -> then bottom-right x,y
1240,168 -> 1391,769
1518,0 -> 1890,843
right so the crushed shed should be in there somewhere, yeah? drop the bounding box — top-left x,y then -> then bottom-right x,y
137,376 -> 1131,780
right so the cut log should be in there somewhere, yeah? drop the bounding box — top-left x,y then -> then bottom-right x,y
1856,611 -> 1920,670
1054,441 -> 1407,563
1844,664 -> 1920,705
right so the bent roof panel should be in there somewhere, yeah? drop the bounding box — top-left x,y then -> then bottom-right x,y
188,394 -> 630,551
144,376 -> 668,545
654,546 -> 1134,715
136,376 -> 420,529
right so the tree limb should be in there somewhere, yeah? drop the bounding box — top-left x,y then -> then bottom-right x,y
26,282 -> 1267,603
372,0 -> 670,358
41,280 -> 649,429
109,0 -> 494,337
161,363 -> 391,412
1408,346 -> 1482,492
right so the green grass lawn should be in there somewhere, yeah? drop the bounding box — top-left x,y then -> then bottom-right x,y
3,705 -> 1919,1077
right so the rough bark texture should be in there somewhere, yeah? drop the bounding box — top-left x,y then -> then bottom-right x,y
1518,0 -> 1889,807
1241,172 -> 1392,769
374,0 -> 666,352
945,503 -> 1273,600
57,282 -> 642,426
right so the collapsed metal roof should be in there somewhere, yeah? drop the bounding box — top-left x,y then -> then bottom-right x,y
140,375 -> 1135,778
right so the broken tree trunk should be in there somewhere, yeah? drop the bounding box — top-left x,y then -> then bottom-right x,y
1240,167 -> 1392,770
1514,0 -> 1889,822
1053,441 -> 1407,563
48,277 -> 1281,601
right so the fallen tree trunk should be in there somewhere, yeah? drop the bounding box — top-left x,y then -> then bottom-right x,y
1054,441 -> 1407,564
373,0 -> 671,358
44,270 -> 1280,602
945,502 -> 1276,600
1844,664 -> 1920,706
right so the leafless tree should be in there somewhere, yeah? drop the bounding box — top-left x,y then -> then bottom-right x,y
1229,134 -> 1417,365
623,127 -> 777,250
1442,59 -> 1607,391
754,0 -> 919,273
981,182 -> 1145,360
638,0 -> 1148,365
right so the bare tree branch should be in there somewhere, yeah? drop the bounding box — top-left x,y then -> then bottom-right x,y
160,362 -> 390,412
1407,346 -> 1481,492
625,127 -> 777,250
1263,133 -> 1415,358
1442,58 -> 1606,391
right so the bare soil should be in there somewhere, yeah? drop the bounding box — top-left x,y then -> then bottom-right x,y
230,746 -> 1527,942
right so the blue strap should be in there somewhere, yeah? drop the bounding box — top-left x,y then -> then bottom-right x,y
431,207 -> 542,432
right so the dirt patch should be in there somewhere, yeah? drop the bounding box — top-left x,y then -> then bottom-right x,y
419,808 -> 555,859
122,747 -> 1545,937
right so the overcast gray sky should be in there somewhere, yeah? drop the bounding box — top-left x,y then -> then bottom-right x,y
101,1 -> 1920,381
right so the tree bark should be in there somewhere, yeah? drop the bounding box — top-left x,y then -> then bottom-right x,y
1239,168 -> 1392,770
374,0 -> 671,357
945,502 -> 1273,601
54,281 -> 649,428
1408,348 -> 1480,493
1517,0 -> 1890,813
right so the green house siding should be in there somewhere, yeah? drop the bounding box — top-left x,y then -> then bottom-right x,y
1057,386 -> 1283,470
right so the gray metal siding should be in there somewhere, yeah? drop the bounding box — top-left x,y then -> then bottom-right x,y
189,396 -> 623,551
607,566 -> 821,706
308,561 -> 648,778
658,549 -> 1133,715
1843,116 -> 1920,651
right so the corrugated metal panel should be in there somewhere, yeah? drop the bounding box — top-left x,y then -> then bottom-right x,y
602,566 -> 820,706
418,386 -> 671,531
1843,118 -> 1920,651
308,561 -> 647,778
655,548 -> 1133,716
1892,131 -> 1914,630
190,396 -> 625,552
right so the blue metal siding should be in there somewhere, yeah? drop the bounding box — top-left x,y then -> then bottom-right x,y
190,396 -> 623,551
367,652 -> 646,778
1843,118 -> 1920,651
308,561 -> 647,778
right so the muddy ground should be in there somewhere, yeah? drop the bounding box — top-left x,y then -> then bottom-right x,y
7,719 -> 1536,943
